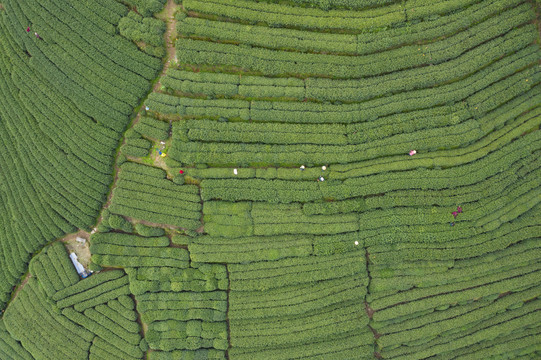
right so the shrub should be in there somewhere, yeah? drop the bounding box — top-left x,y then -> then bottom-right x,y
108,214 -> 134,233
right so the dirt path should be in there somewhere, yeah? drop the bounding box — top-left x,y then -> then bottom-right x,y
154,0 -> 179,92
3,1 -> 181,317
8,272 -> 31,308
94,0 -> 180,231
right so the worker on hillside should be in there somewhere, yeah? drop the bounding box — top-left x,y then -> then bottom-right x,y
26,26 -> 30,33
457,206 -> 463,213
300,165 -> 305,171
317,176 -> 324,182
452,211 -> 458,219
409,150 -> 417,156
34,32 -> 40,39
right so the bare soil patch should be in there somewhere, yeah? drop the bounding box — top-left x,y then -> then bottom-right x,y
60,230 -> 92,268
154,0 -> 180,92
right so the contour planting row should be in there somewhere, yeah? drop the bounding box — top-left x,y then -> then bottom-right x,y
156,55 -> 539,132
90,232 -> 189,269
28,242 -> 80,298
3,245 -> 143,360
183,0 -> 405,32
246,0 -> 398,11
197,130 -> 540,203
204,201 -> 360,237
180,101 -> 538,183
369,239 -> 540,299
183,0 -> 489,33
109,162 -> 202,230
357,171 -> 540,234
133,115 -> 170,141
0,0 -> 158,308
121,136 -> 153,158
369,252 -> 540,322
130,265 -> 228,355
118,10 -> 166,58
7,0 -> 160,131
164,38 -> 539,105
88,232 -> 229,356
227,251 -> 372,359
343,156 -> 540,254
175,12 -> 535,79
0,34 -> 114,229
162,42 -> 539,121
367,212 -> 540,265
4,278 -> 94,360
189,231 -> 359,263
53,270 -> 131,312
330,104 -> 541,177
178,0 -> 524,56
0,319 -> 32,360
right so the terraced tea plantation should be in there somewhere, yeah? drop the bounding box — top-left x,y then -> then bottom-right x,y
0,0 -> 540,359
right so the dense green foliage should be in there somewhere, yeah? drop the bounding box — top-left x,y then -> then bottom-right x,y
121,0 -> 167,17
0,319 -> 33,360
109,162 -> 202,230
134,116 -> 170,141
1,0 -> 540,358
90,231 -> 228,356
3,244 -> 142,359
119,10 -> 166,57
0,0 -> 161,309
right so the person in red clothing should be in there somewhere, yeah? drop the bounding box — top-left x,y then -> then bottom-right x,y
26,26 -> 30,32
457,206 -> 463,213
179,170 -> 184,174
452,211 -> 458,219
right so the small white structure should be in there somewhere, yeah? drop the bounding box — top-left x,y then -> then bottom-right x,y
75,237 -> 86,245
233,168 -> 238,175
70,253 -> 86,277
322,166 -> 327,171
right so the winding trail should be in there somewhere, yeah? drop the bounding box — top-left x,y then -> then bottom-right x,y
154,0 -> 179,92
3,0 -> 181,315
8,273 -> 31,308
95,0 -> 180,230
